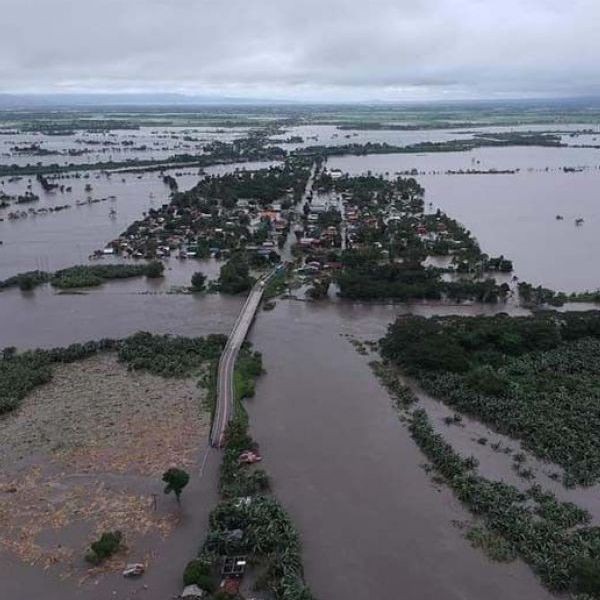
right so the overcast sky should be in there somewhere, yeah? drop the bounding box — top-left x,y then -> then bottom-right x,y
0,0 -> 598,101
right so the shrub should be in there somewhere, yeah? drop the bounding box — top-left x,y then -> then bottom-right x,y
218,254 -> 254,294
191,271 -> 207,291
18,275 -> 36,291
145,260 -> 164,278
572,558 -> 600,596
183,558 -> 215,591
86,530 -> 123,564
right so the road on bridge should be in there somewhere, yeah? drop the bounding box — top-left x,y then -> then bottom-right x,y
210,273 -> 272,448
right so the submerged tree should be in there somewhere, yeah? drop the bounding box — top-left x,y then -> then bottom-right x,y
191,271 -> 206,291
162,467 -> 190,503
145,260 -> 164,278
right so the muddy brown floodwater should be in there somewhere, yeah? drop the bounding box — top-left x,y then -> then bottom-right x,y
0,353 -> 222,600
246,300 -> 553,600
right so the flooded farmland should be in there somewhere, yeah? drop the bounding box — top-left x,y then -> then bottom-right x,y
2,119 -> 600,600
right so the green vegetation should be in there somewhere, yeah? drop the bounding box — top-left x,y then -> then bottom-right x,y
572,558 -> 600,597
183,558 -> 216,593
263,269 -> 288,300
306,277 -> 331,300
118,331 -> 226,377
201,360 -> 220,427
465,526 -> 517,562
368,361 -> 417,409
85,530 -> 123,565
308,173 -> 512,303
162,467 -> 190,503
380,312 -> 600,485
0,270 -> 51,292
217,253 -> 254,294
220,347 -> 269,499
232,348 -> 264,403
0,333 -> 226,415
407,408 -> 600,595
294,132 -> 564,159
191,271 -> 207,291
51,263 -> 162,289
517,281 -> 567,307
145,260 -> 165,278
568,290 -> 600,304
337,252 -> 504,302
0,263 -> 165,292
118,158 -> 311,261
174,160 -> 310,210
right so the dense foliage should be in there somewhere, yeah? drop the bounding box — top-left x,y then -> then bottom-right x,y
162,467 -> 190,503
381,312 -> 600,485
317,174 -> 513,303
0,263 -> 163,291
117,332 -> 226,377
173,161 -> 311,210
217,253 -> 254,294
51,263 -> 162,288
85,530 -> 123,565
183,558 -> 216,592
294,133 -> 564,159
191,271 -> 207,291
0,270 -> 51,291
0,333 -> 226,415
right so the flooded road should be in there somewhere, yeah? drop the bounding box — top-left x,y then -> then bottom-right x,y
247,300 -> 552,600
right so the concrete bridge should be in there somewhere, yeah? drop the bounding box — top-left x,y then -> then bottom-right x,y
210,272 -> 274,447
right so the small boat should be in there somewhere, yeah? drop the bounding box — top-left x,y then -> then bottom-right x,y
555,214 -> 564,220
575,218 -> 584,226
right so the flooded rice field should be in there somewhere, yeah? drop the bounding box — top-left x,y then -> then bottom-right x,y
0,352 -> 221,600
421,171 -> 600,291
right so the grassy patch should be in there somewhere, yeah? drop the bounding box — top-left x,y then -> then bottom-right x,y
118,332 -> 226,377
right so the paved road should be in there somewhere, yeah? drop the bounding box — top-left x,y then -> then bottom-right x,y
210,275 -> 270,447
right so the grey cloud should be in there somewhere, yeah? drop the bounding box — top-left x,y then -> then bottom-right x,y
0,0 -> 598,99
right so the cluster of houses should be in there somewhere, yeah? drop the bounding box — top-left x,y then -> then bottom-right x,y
98,195 -> 291,262
298,173 -> 468,269
296,197 -> 343,251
